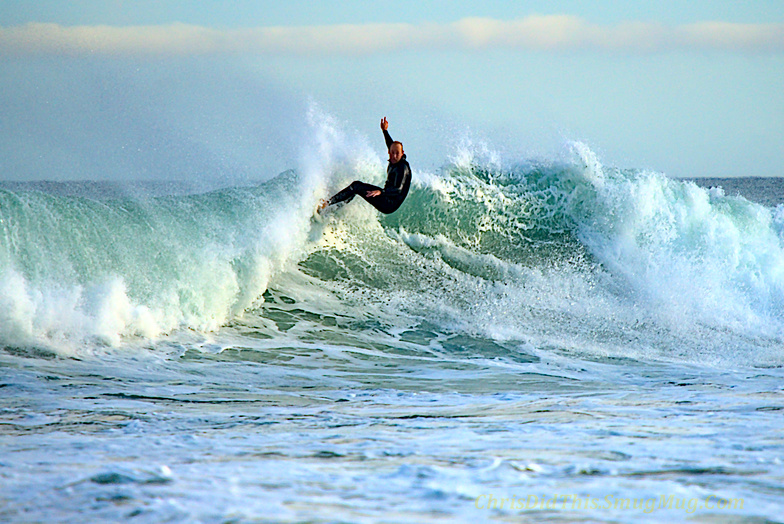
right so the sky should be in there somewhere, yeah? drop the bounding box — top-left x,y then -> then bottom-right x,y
1,1 -> 783,181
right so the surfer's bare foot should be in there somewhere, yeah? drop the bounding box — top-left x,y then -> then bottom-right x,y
317,199 -> 328,212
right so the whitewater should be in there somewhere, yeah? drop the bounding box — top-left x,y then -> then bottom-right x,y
1,113 -> 783,522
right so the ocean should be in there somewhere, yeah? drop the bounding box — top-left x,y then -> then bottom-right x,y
1,126 -> 783,522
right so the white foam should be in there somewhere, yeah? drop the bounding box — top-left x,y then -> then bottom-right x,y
383,139 -> 784,364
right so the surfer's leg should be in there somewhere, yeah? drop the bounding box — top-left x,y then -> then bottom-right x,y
364,197 -> 400,214
328,181 -> 381,206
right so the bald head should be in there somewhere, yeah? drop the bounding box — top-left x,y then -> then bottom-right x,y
388,141 -> 404,164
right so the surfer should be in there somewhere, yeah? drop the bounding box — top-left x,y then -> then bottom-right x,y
320,117 -> 411,214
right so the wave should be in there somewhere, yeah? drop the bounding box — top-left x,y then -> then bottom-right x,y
304,140 -> 784,364
2,131 -> 784,364
0,173 -> 318,350
387,142 -> 784,337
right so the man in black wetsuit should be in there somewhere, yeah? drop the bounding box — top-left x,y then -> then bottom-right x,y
320,117 -> 411,214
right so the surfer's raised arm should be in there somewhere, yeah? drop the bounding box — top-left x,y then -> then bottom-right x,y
381,117 -> 393,149
320,116 -> 412,215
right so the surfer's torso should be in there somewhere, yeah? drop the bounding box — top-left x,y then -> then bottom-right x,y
379,130 -> 411,213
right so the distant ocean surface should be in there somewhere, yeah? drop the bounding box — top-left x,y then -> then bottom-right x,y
2,135 -> 783,522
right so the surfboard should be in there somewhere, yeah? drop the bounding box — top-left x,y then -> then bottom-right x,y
312,199 -> 334,224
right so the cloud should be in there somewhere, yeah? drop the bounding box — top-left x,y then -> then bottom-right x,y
1,16 -> 783,56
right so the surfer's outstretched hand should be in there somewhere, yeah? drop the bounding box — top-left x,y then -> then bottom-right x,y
380,117 -> 389,131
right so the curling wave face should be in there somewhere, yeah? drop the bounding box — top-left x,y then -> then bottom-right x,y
2,141 -> 784,365
0,173 -> 315,350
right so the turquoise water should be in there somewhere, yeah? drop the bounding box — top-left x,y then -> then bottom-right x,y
2,135 -> 784,522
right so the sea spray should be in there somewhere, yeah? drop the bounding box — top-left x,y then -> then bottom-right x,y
0,104 -> 384,352
564,142 -> 784,340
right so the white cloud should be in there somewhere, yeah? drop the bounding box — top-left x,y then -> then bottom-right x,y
1,16 -> 782,56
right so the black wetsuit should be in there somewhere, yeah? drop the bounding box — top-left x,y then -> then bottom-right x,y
327,129 -> 411,214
